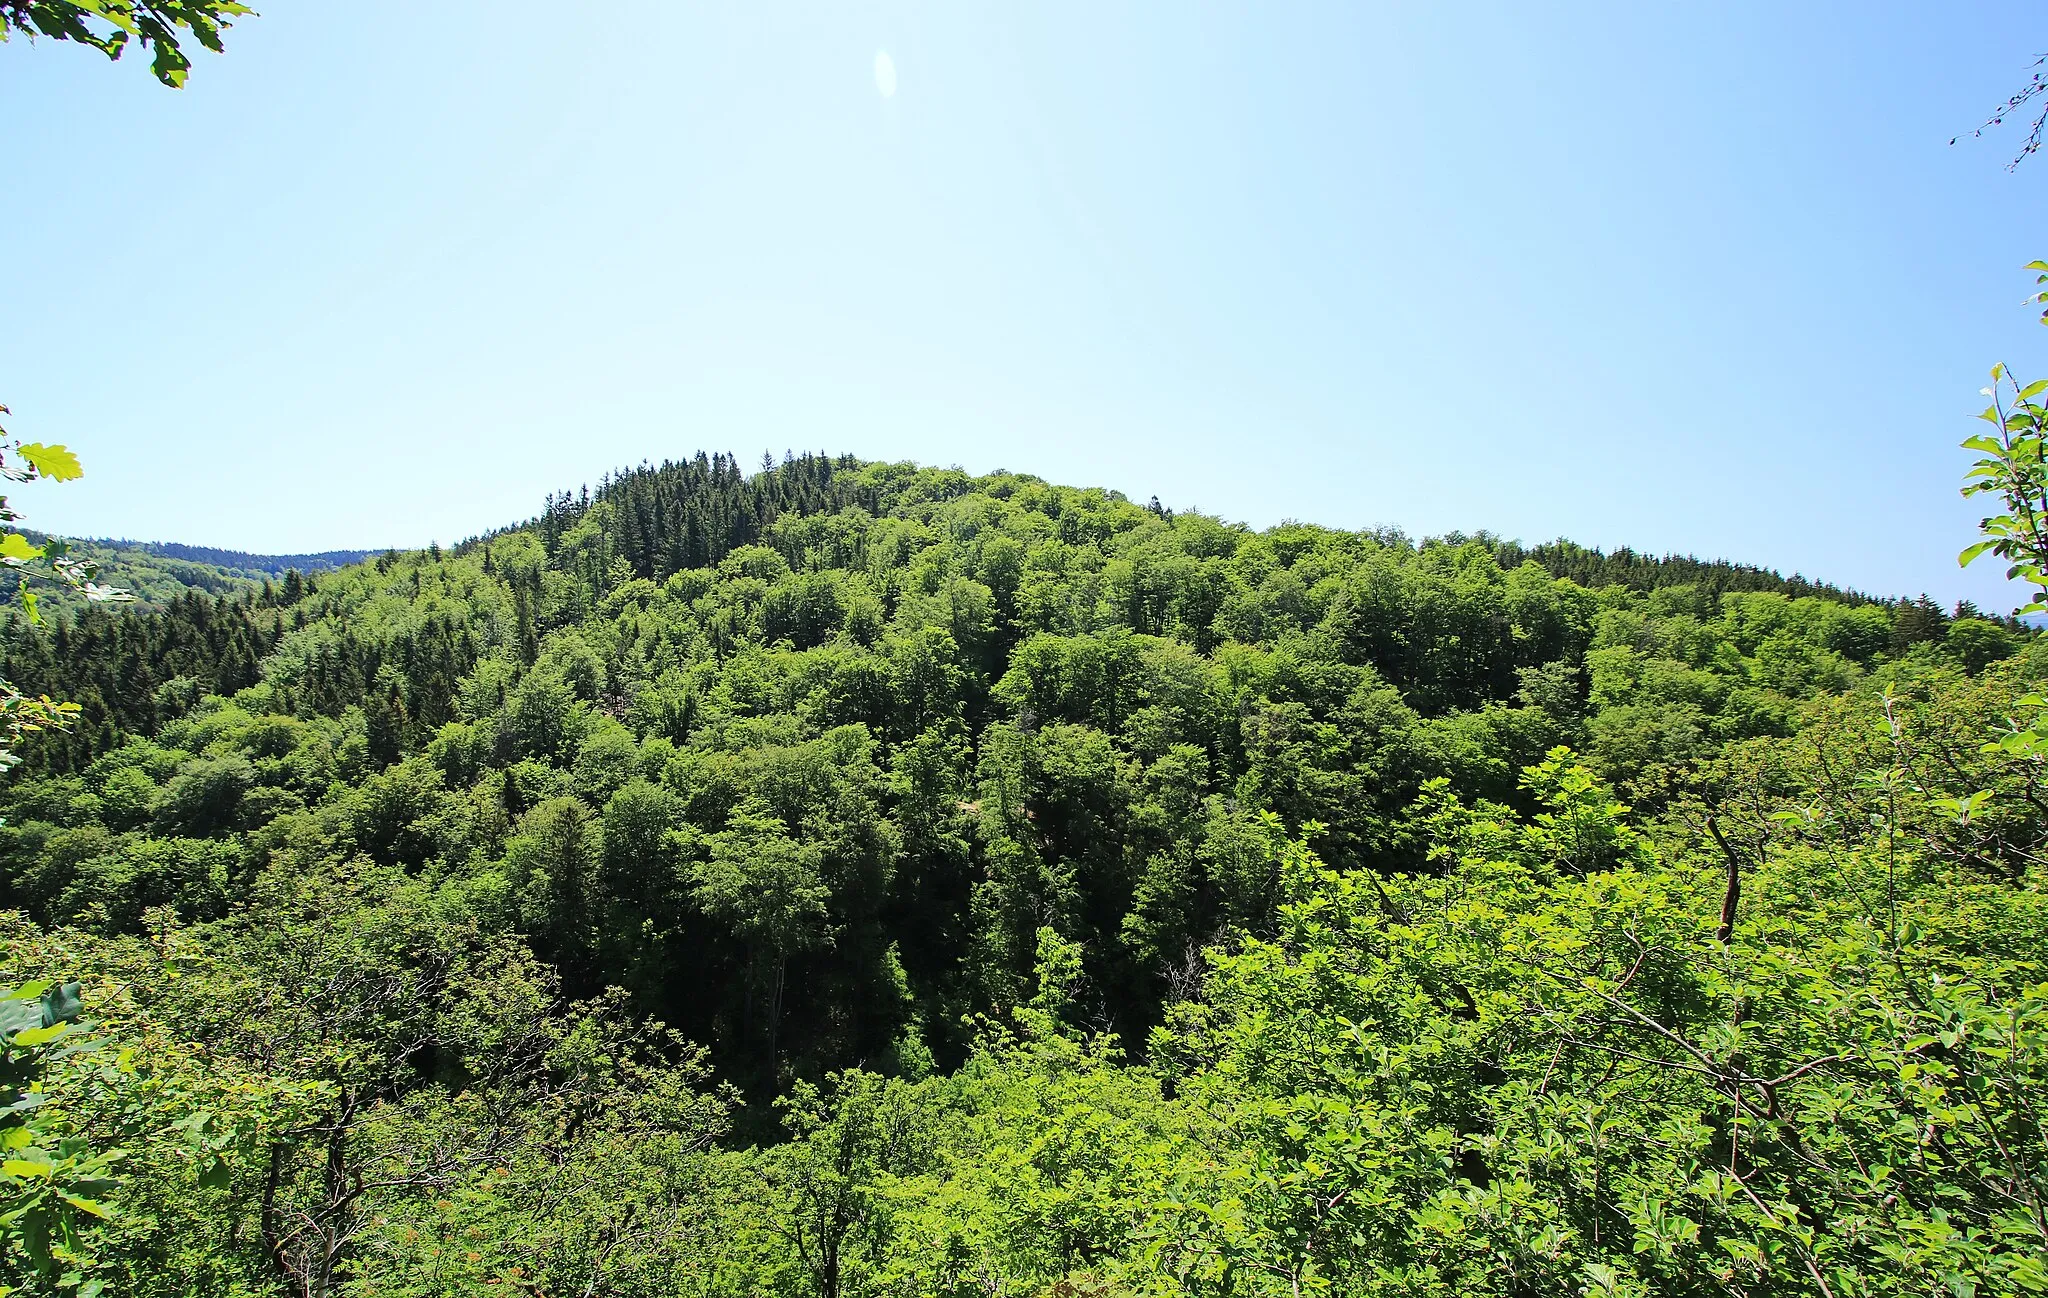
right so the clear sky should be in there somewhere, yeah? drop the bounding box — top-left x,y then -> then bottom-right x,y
4,3 -> 2045,606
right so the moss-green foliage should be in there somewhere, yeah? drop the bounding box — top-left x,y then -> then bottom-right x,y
0,453 -> 2041,1295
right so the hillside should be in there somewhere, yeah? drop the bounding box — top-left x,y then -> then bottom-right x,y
0,453 -> 2042,1295
2,533 -> 379,623
91,539 -> 377,573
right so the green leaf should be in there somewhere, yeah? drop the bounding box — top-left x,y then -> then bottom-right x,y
1960,540 -> 1997,566
9,1022 -> 69,1048
2,1158 -> 54,1179
39,982 -> 82,1026
0,533 -> 43,563
65,0 -> 138,34
16,443 -> 82,482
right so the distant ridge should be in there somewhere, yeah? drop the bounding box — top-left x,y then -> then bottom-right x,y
87,538 -> 376,573
1477,536 -> 1887,607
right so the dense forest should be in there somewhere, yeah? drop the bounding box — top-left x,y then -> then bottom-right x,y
7,5 -> 2047,1294
2,450 -> 2044,1296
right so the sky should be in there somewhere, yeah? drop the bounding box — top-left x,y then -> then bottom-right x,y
4,3 -> 2046,607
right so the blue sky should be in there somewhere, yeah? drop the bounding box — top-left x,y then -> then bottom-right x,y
4,3 -> 2044,606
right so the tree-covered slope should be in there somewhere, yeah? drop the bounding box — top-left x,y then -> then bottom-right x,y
0,452 -> 2022,1070
2,532 -> 377,625
97,540 -> 375,574
0,452 -> 2042,1296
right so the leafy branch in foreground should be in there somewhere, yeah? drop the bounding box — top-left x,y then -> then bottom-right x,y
0,408 -> 128,629
0,978 -> 110,1296
0,1 -> 252,87
1960,360 -> 2048,615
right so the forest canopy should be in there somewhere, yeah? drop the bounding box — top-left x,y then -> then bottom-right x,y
1,452 -> 2043,1296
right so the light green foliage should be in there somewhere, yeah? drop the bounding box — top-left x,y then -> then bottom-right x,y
0,0 -> 251,86
1962,360 -> 2048,613
1126,734 -> 2048,1296
0,978 -> 108,1294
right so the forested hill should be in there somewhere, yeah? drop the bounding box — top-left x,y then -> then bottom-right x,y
3,452 -> 2043,1294
0,451 -> 2022,1036
515,452 -> 1904,607
95,539 -> 376,573
0,452 -> 1994,784
2,534 -> 379,624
